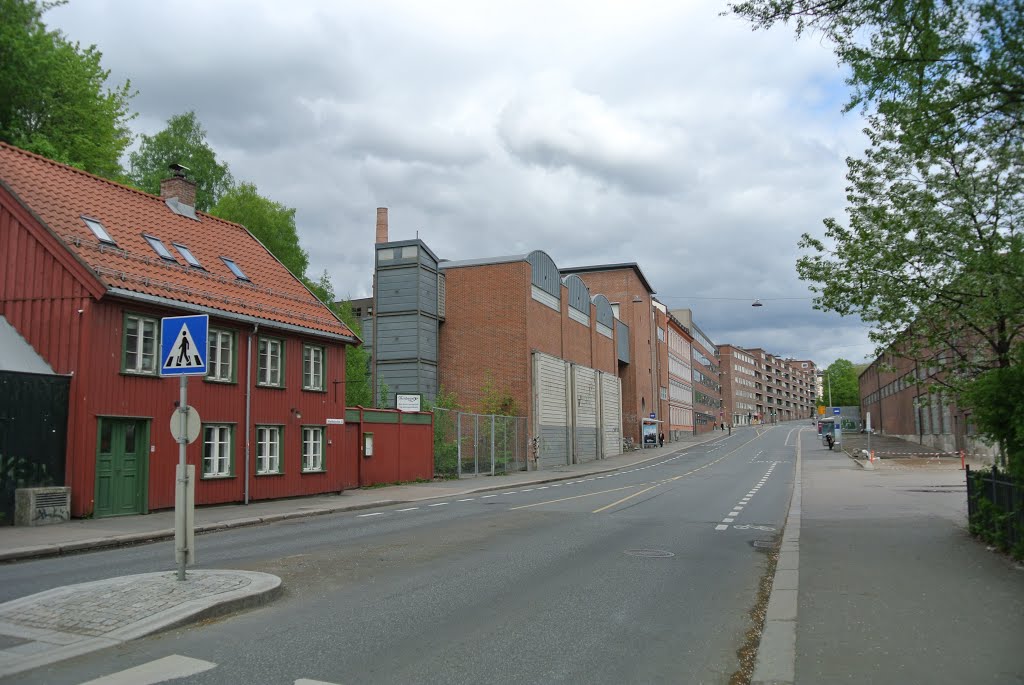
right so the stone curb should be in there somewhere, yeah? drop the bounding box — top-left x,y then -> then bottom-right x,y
0,570 -> 281,679
750,428 -> 803,685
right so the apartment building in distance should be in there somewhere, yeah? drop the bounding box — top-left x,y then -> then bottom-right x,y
788,359 -> 819,414
720,344 -> 759,426
743,349 -> 816,423
670,309 -> 721,433
662,308 -> 696,438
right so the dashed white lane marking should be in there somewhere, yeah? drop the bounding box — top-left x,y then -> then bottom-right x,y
428,502 -> 448,507
481,494 -> 498,498
537,486 -> 549,489
505,491 -> 518,494
522,488 -> 534,492
396,507 -> 419,512
296,679 -> 343,685
457,498 -> 474,502
79,655 -> 217,685
357,512 -> 384,517
551,484 -> 562,487
717,463 -> 780,530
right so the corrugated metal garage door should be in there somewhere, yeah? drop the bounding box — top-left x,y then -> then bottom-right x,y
534,352 -> 569,468
600,372 -> 622,457
573,366 -> 599,463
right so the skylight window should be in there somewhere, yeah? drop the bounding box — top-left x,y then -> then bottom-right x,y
221,257 -> 249,281
173,243 -> 203,268
82,217 -> 115,245
143,234 -> 176,261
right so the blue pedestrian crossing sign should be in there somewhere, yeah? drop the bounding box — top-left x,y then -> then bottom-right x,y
832,407 -> 841,415
161,315 -> 208,376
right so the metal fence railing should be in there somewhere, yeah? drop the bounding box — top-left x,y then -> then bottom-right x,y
966,465 -> 1023,559
433,408 -> 528,477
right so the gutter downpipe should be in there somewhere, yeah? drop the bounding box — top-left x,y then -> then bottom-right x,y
245,323 -> 258,504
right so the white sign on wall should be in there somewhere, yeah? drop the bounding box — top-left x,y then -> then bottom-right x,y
396,393 -> 422,412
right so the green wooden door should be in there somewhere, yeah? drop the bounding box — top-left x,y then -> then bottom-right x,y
95,418 -> 148,517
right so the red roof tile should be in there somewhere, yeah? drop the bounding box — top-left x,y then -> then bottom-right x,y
0,142 -> 354,340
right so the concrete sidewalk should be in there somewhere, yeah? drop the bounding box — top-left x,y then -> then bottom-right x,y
794,445 -> 1024,684
0,428 -> 734,678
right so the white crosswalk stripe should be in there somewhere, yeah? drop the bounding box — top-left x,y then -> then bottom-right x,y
78,655 -> 216,685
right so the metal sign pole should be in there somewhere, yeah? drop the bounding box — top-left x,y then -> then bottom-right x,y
177,375 -> 188,581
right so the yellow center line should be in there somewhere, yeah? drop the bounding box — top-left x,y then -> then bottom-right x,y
592,476 -> 682,513
513,430 -> 772,514
508,483 -> 647,510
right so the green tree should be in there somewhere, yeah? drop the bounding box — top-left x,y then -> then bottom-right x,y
732,0 -> 1024,470
727,0 -> 1023,153
822,359 -> 860,407
210,182 -> 309,279
128,111 -> 232,211
334,299 -> 372,407
961,360 -> 1024,480
0,0 -> 135,178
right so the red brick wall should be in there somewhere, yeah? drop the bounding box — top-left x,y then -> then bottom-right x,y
438,262 -> 530,415
567,269 -> 655,444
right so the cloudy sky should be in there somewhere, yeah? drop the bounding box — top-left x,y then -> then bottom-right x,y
49,0 -> 878,368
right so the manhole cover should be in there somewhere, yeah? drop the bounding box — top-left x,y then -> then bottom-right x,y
752,540 -> 774,551
624,549 -> 675,558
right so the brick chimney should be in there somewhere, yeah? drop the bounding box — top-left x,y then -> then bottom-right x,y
160,163 -> 196,208
375,207 -> 389,244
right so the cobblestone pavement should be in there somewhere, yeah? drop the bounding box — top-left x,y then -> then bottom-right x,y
0,570 -> 280,679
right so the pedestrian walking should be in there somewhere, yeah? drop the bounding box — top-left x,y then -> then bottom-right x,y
658,432 -> 664,448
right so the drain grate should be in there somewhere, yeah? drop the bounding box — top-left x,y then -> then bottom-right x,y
752,540 -> 774,551
624,549 -> 675,558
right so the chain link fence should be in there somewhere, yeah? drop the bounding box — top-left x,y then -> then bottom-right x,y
433,408 -> 529,477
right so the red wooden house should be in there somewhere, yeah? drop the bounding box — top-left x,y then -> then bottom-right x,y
0,142 -> 360,518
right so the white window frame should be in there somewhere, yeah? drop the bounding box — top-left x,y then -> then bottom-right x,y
207,329 -> 234,382
256,425 -> 282,474
302,426 -> 325,472
258,337 -> 283,387
202,424 -> 232,478
303,344 -> 324,391
124,313 -> 159,375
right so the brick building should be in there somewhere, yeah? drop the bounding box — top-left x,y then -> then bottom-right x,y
664,309 -> 695,438
720,345 -> 759,426
743,349 -> 816,423
559,264 -> 663,446
359,214 -> 628,468
670,309 -> 721,433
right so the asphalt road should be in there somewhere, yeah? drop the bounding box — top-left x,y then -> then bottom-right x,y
2,425 -> 800,685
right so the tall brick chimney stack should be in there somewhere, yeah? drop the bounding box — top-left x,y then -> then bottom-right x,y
375,207 -> 389,244
160,163 -> 196,208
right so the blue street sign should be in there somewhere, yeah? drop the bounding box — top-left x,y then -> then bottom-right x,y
161,315 -> 208,376
832,407 -> 841,415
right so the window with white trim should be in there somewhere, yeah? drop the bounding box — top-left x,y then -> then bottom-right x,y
207,329 -> 234,382
258,337 -> 283,387
202,424 -> 233,477
302,426 -> 325,472
303,344 -> 324,391
123,313 -> 159,374
256,426 -> 282,474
